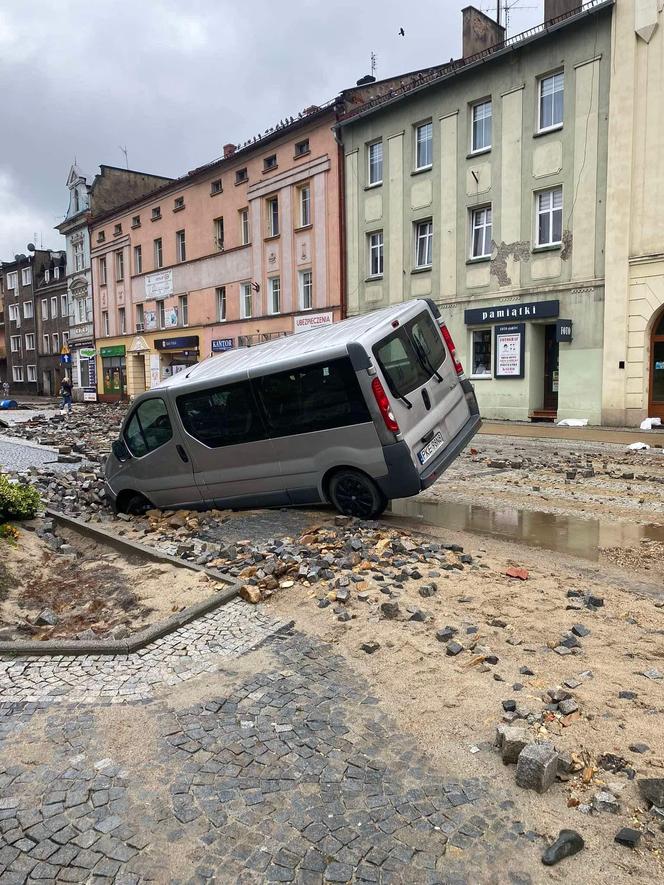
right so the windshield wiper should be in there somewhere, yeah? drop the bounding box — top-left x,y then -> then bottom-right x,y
381,367 -> 412,409
412,336 -> 443,383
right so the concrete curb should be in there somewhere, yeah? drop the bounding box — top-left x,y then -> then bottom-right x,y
0,510 -> 241,658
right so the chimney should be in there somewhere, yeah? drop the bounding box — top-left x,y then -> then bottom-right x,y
462,6 -> 505,59
223,143 -> 236,158
544,0 -> 582,22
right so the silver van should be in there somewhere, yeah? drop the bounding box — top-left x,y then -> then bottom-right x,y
105,298 -> 481,519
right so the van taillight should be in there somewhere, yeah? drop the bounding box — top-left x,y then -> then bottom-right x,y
371,377 -> 400,434
440,322 -> 464,375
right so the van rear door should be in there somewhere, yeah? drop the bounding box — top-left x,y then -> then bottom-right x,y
372,306 -> 471,474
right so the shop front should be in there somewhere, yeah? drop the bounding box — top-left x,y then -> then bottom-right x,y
70,340 -> 98,402
99,344 -> 127,401
154,335 -> 200,379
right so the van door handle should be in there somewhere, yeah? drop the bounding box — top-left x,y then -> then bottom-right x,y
176,444 -> 189,463
421,430 -> 435,444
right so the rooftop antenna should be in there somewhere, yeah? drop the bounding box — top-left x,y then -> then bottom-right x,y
119,145 -> 129,169
370,51 -> 377,78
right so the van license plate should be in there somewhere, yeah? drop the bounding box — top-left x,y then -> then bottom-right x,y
418,431 -> 444,465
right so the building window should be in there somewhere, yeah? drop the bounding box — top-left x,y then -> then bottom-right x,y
539,71 -> 564,132
12,366 -> 24,383
470,206 -> 492,258
368,231 -> 384,277
52,333 -> 60,352
210,178 -> 222,195
114,223 -> 122,236
25,333 -> 35,350
268,277 -> 281,314
118,307 -> 126,335
8,304 -> 19,323
115,250 -> 124,281
298,185 -> 311,227
74,241 -> 84,272
10,335 -> 21,353
60,294 -> 68,316
235,168 -> 248,184
6,271 -> 17,289
45,269 -> 51,283
42,334 -> 50,353
214,217 -> 225,250
102,311 -> 109,336
54,266 -> 60,280
415,121 -> 433,170
471,100 -> 492,152
151,206 -> 161,220
179,294 -> 188,326
132,215 -> 141,228
51,296 -> 58,318
536,187 -> 563,246
299,269 -> 313,310
136,303 -> 144,329
240,282 -> 253,319
73,190 -> 80,213
239,208 -> 250,245
97,231 -> 105,243
27,365 -> 37,383
174,196 -> 185,211
63,331 -> 69,346
99,256 -> 107,285
134,245 -> 142,274
23,301 -> 33,319
266,197 -> 279,237
21,267 -> 32,286
216,286 -> 226,321
158,301 -> 166,329
415,220 -> 433,268
471,329 -> 492,377
263,154 -> 277,171
176,230 -> 186,262
154,238 -> 163,269
41,299 -> 48,320
367,141 -> 383,185
294,138 -> 310,157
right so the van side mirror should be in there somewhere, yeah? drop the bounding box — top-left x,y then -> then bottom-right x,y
112,439 -> 131,462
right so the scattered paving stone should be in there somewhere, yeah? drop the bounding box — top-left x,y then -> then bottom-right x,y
638,778 -> 664,808
592,791 -> 620,814
502,700 -> 517,712
614,828 -> 641,849
501,728 -> 529,765
541,829 -> 584,866
516,744 -> 559,794
619,691 -> 638,700
571,624 -> 590,638
380,601 -> 400,620
558,699 -> 579,716
629,743 -> 650,754
360,642 -> 380,655
446,641 -> 464,657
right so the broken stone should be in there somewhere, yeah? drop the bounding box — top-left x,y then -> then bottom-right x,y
506,567 -> 529,580
418,584 -> 436,598
541,830 -> 584,866
502,700 -> 517,712
558,699 -> 579,716
446,641 -> 464,656
335,588 -> 350,603
592,791 -> 620,814
435,626 -> 457,643
618,690 -> 637,700
408,609 -> 427,622
240,586 -> 261,605
571,624 -> 590,637
629,743 -> 649,754
35,608 -> 59,627
380,601 -> 399,619
638,778 -> 664,808
360,641 -> 380,655
516,743 -> 559,793
614,828 -> 641,849
501,727 -> 529,764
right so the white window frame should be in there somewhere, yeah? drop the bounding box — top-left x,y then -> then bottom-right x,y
10,335 -> 21,353
178,294 -> 188,326
136,303 -> 144,329
154,238 -> 163,269
299,269 -> 313,311
214,217 -> 225,250
415,121 -> 433,170
158,301 -> 166,329
24,333 -> 35,351
60,294 -> 68,316
52,333 -> 60,352
240,208 -> 250,245
176,230 -> 186,262
266,197 -> 279,237
8,304 -> 19,323
115,250 -> 124,281
535,187 -> 563,247
367,140 -> 383,186
102,311 -> 109,337
6,271 -> 17,290
471,99 -> 492,153
118,307 -> 126,335
12,366 -> 23,383
414,220 -> 433,269
216,286 -> 227,322
21,267 -> 31,286
54,266 -> 60,280
63,331 -> 69,346
99,257 -> 107,285
50,296 -> 58,318
22,301 -> 33,319
470,206 -> 492,259
298,185 -> 311,227
74,241 -> 84,272
240,282 -> 253,319
538,70 -> 564,133
368,231 -> 384,277
41,299 -> 48,320
45,269 -> 50,283
134,244 -> 142,275
42,334 -> 50,354
27,365 -> 37,383
268,276 -> 281,315
470,328 -> 493,379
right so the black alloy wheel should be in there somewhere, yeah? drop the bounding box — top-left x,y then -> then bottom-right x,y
328,469 -> 387,519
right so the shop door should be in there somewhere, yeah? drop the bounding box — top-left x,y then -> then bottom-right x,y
648,311 -> 664,420
543,324 -> 559,412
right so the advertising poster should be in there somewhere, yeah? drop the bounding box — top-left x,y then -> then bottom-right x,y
494,323 -> 525,379
145,269 -> 173,299
144,310 -> 157,331
164,307 -> 178,328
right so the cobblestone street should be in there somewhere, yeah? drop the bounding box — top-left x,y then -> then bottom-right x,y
0,599 -> 539,884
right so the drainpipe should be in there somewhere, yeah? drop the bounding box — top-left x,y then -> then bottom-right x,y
333,118 -> 347,319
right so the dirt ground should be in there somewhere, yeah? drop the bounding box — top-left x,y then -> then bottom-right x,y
0,525 -> 218,641
267,518 -> 664,882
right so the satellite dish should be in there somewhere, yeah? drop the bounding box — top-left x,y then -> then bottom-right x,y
14,254 -> 20,262
27,243 -> 36,252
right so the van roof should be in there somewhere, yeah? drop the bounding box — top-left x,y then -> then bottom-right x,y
156,299 -> 429,391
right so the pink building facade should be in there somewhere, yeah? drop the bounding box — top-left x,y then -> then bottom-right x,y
90,107 -> 343,399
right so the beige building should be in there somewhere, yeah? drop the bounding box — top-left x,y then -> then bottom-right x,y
603,0 -> 664,424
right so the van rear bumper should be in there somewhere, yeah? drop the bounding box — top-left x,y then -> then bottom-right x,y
419,412 -> 482,490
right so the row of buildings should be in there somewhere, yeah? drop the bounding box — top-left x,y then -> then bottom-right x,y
1,0 -> 663,426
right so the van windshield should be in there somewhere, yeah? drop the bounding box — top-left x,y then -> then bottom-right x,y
373,311 -> 446,397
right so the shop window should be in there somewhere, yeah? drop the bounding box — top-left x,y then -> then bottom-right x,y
124,398 -> 173,457
177,381 -> 265,448
471,329 -> 492,377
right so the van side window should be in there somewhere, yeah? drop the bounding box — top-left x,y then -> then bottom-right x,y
177,381 -> 266,448
255,358 -> 371,438
374,310 -> 446,397
124,398 -> 173,457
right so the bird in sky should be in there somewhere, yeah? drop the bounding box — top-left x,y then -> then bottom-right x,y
399,27 -> 405,36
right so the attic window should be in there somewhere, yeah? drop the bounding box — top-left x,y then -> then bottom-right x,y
173,196 -> 185,211
210,179 -> 222,195
235,168 -> 248,185
263,154 -> 278,172
131,215 -> 141,228
114,223 -> 122,236
151,206 -> 162,220
294,138 -> 310,157
97,231 -> 105,243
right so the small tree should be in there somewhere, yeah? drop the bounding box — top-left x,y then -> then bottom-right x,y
0,475 -> 41,522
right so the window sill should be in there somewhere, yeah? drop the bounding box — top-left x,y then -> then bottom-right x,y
411,266 -> 432,275
364,182 -> 383,191
365,275 -> 384,282
150,215 -> 162,222
532,243 -> 562,253
534,124 -> 563,138
235,179 -> 249,186
411,165 -> 432,176
467,147 -> 491,159
466,256 -> 491,264
299,307 -> 314,312
264,234 -> 280,242
131,223 -> 141,230
173,205 -> 185,213
294,223 -> 313,232
210,190 -> 222,197
113,231 -> 123,238
293,150 -> 311,159
262,166 -> 279,174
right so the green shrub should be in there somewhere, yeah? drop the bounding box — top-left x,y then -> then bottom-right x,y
0,474 -> 41,521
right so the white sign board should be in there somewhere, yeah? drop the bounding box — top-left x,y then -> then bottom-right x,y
495,331 -> 522,377
83,391 -> 98,402
145,269 -> 173,300
293,310 -> 334,335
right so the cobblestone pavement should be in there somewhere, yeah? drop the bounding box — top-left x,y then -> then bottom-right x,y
0,438 -> 70,474
0,602 -> 541,884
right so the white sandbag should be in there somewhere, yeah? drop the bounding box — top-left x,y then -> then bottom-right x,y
640,417 -> 662,430
627,442 -> 650,450
557,418 -> 589,427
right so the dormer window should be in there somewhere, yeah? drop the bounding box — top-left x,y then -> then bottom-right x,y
235,168 -> 248,185
210,179 -> 222,195
263,154 -> 277,172
151,206 -> 161,220
73,190 -> 80,213
97,231 -> 105,243
131,215 -> 141,228
45,270 -> 50,283
114,223 -> 122,236
173,196 -> 185,211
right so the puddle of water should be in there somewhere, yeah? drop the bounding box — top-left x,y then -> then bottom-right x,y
389,497 -> 664,561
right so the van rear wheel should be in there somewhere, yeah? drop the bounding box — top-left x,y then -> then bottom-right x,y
328,469 -> 387,520
120,492 -> 151,517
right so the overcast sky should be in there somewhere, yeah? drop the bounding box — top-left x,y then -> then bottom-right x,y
0,0 -> 544,260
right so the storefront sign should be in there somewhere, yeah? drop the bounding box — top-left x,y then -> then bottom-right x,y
144,310 -> 157,331
83,391 -> 98,402
211,338 -> 234,352
79,347 -> 96,359
556,319 -> 573,342
145,269 -> 173,300
293,310 -> 334,334
465,299 -> 559,325
494,323 -> 525,379
100,345 -> 126,357
154,336 -> 199,351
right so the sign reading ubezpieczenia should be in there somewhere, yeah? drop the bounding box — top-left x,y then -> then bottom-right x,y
145,269 -> 173,300
293,311 -> 334,334
494,323 -> 525,378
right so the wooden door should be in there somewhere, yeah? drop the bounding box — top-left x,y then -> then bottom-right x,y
648,310 -> 664,420
543,324 -> 559,412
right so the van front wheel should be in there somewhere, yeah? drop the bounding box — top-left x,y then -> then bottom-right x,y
328,469 -> 387,520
